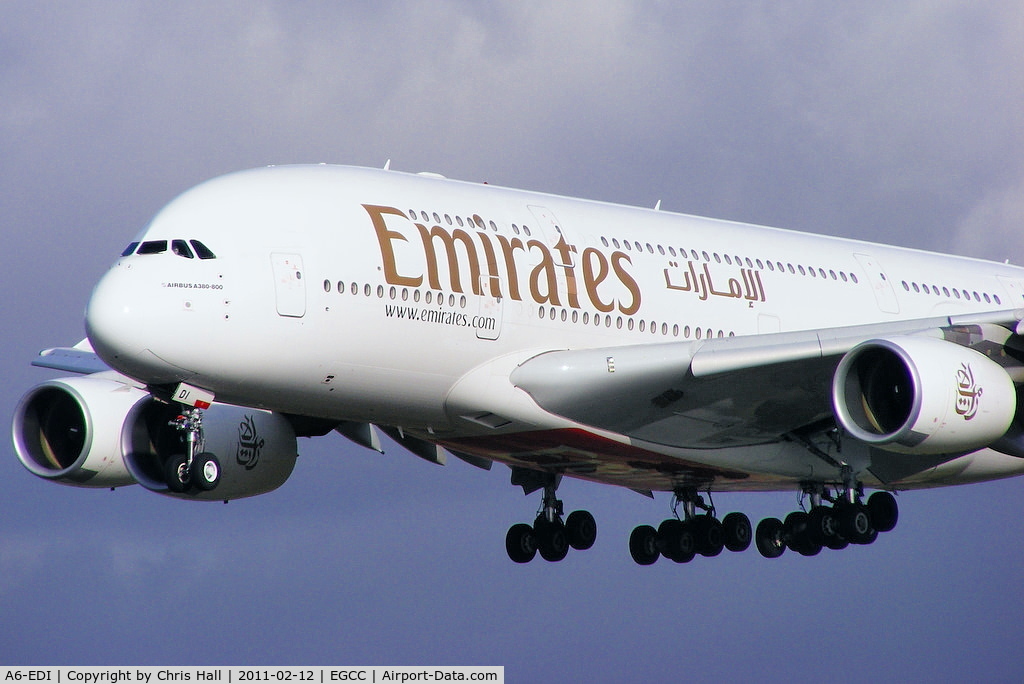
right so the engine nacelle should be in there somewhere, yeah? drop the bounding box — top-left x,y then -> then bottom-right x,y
121,399 -> 297,500
13,376 -> 298,500
13,376 -> 145,487
832,336 -> 1016,454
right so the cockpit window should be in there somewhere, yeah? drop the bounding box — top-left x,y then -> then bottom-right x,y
172,239 -> 194,259
136,240 -> 168,255
124,238 -> 215,259
190,240 -> 217,260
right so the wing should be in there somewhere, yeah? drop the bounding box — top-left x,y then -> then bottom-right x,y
510,310 -> 1024,451
32,339 -> 110,375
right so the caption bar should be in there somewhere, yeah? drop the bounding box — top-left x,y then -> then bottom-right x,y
0,669 -> 502,684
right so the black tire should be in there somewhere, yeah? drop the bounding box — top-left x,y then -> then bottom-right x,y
658,519 -> 695,563
722,512 -> 751,552
694,515 -> 725,557
566,510 -> 597,551
797,537 -> 822,556
824,534 -> 849,551
838,503 -> 874,544
755,517 -> 786,559
164,454 -> 190,493
867,491 -> 899,533
808,506 -> 840,547
505,523 -> 536,563
191,452 -> 220,491
788,510 -> 822,556
629,525 -> 660,565
784,511 -> 810,553
536,518 -> 569,562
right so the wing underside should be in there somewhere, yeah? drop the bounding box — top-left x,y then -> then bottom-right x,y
446,310 -> 1024,492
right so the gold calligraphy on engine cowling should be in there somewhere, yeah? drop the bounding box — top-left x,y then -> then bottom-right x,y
955,363 -> 981,420
365,205 -> 641,315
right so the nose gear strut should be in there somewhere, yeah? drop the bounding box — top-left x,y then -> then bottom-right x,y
165,407 -> 221,493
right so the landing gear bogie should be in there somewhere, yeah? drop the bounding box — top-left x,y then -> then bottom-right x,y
505,473 -> 597,563
750,482 -> 898,558
628,489 -> 749,565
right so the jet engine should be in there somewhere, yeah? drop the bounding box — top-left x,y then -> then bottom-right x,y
13,376 -> 143,488
832,336 -> 1016,455
13,376 -> 298,500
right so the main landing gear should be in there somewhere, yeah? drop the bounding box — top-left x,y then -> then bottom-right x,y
628,488 -> 751,565
754,479 -> 899,559
164,407 -> 221,493
505,475 -> 597,563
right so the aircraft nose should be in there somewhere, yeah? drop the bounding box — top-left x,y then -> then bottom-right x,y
85,263 -> 184,383
86,264 -> 141,365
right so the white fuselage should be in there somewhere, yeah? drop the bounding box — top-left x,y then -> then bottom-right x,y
83,165 -> 1024,493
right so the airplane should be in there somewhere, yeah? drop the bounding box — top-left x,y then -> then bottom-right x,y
12,163 -> 1024,565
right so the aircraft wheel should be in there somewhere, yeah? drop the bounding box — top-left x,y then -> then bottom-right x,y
784,511 -> 809,553
506,523 -> 536,563
807,507 -> 840,547
535,517 -> 569,562
755,517 -> 786,559
164,454 -> 190,493
694,515 -> 724,557
629,525 -> 660,565
797,536 -> 822,556
786,511 -> 822,556
191,452 -> 220,491
566,510 -> 597,551
658,519 -> 695,563
868,491 -> 899,532
824,534 -> 849,550
722,512 -> 751,552
838,503 -> 874,544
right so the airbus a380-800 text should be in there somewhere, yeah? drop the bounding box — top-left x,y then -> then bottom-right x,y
14,163 -> 1024,564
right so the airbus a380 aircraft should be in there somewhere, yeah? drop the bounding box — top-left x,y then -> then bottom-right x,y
14,164 -> 1024,564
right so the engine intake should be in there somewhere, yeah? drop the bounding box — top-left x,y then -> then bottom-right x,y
13,376 -> 145,487
832,336 -> 1016,454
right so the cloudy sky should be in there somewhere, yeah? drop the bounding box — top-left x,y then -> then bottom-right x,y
3,2 -> 1023,680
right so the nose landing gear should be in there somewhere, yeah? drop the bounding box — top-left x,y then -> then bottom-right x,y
165,407 -> 221,493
